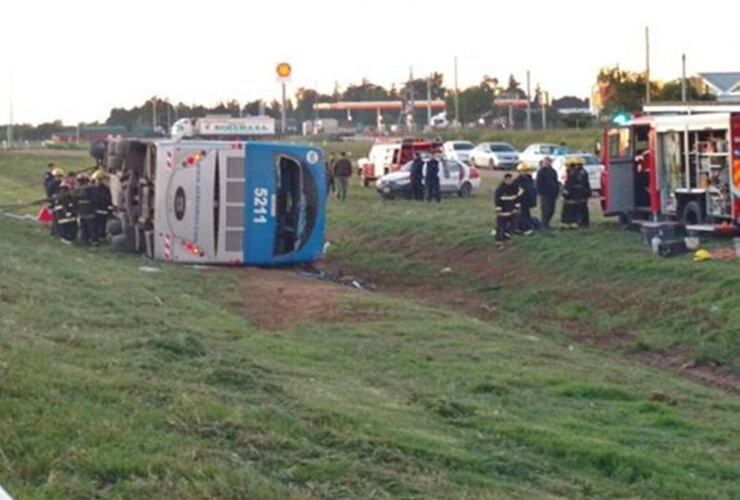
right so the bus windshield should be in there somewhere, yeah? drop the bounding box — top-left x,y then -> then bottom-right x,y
274,155 -> 317,256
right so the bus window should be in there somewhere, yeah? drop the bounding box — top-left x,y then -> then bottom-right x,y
608,128 -> 631,158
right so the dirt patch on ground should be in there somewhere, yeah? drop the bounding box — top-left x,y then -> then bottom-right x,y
635,350 -> 740,395
236,268 -> 372,331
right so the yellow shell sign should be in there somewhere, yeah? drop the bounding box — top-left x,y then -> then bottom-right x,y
276,62 -> 292,79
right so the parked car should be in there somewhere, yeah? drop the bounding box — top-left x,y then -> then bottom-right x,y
519,143 -> 572,168
376,159 -> 481,198
537,153 -> 602,194
442,141 -> 474,163
469,142 -> 519,170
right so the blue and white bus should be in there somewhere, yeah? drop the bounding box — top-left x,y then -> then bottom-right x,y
102,139 -> 326,266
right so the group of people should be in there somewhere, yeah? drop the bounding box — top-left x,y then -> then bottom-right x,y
409,151 -> 450,203
43,162 -> 112,245
325,152 -> 354,202
493,156 -> 591,247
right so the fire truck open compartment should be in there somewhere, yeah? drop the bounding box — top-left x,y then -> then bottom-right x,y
655,118 -> 733,224
605,113 -> 740,228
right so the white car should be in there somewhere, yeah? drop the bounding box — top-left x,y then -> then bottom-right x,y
519,143 -> 572,168
549,154 -> 603,193
442,141 -> 474,163
470,142 -> 519,170
376,159 -> 481,198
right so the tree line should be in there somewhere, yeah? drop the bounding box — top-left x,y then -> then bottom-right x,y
3,67 -> 716,141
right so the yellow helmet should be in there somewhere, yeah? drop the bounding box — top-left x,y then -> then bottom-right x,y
91,169 -> 107,182
693,249 -> 711,262
52,168 -> 65,177
565,156 -> 584,167
516,162 -> 534,172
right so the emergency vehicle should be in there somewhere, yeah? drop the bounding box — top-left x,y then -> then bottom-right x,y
602,112 -> 740,230
101,139 -> 326,265
358,138 -> 439,187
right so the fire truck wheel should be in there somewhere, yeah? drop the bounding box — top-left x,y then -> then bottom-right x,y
681,201 -> 704,226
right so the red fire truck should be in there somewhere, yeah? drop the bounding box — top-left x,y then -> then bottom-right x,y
602,112 -> 740,230
358,138 -> 439,186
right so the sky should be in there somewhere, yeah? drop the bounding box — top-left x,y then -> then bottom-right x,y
1,0 -> 738,125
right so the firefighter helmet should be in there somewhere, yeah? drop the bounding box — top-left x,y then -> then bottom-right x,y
565,156 -> 584,167
693,249 -> 711,262
516,162 -> 534,172
52,168 -> 65,177
91,169 -> 107,182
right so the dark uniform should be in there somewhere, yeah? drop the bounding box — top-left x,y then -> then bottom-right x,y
77,182 -> 96,244
91,182 -> 113,243
574,165 -> 591,228
425,157 -> 441,202
514,173 -> 537,234
410,156 -> 425,201
326,156 -> 336,193
44,171 -> 55,199
52,186 -> 79,242
561,167 -> 579,227
494,180 -> 520,243
536,163 -> 559,229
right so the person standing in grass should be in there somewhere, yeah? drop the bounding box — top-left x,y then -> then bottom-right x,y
514,162 -> 537,235
91,169 -> 113,244
493,173 -> 519,247
333,152 -> 353,202
410,151 -> 425,201
574,158 -> 591,228
536,156 -> 559,230
561,158 -> 580,229
326,152 -> 336,194
44,163 -> 56,199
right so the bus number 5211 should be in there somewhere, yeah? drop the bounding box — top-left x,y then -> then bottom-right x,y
253,187 -> 269,224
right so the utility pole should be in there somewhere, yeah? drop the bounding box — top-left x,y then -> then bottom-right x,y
541,90 -> 548,130
426,76 -> 432,129
408,66 -> 415,132
7,71 -> 13,147
453,56 -> 460,127
645,26 -> 651,104
152,96 -> 157,131
681,53 -> 687,103
281,82 -> 287,135
526,70 -> 532,131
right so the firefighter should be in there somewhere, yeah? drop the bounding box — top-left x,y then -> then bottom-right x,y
48,168 -> 64,200
47,168 -> 65,237
410,151 -> 425,201
536,156 -> 559,230
90,169 -> 112,243
514,162 -> 537,235
573,158 -> 591,228
493,173 -> 520,247
76,174 -> 96,244
561,158 -> 580,229
52,181 -> 79,242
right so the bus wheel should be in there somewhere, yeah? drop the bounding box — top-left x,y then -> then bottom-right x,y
681,201 -> 704,226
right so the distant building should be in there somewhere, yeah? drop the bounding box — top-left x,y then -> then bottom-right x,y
697,73 -> 740,101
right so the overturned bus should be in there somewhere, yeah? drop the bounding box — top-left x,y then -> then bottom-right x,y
101,139 -> 327,265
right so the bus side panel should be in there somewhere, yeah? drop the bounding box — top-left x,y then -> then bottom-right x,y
243,144 -> 279,265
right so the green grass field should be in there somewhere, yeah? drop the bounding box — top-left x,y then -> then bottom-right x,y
1,150 -> 739,499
